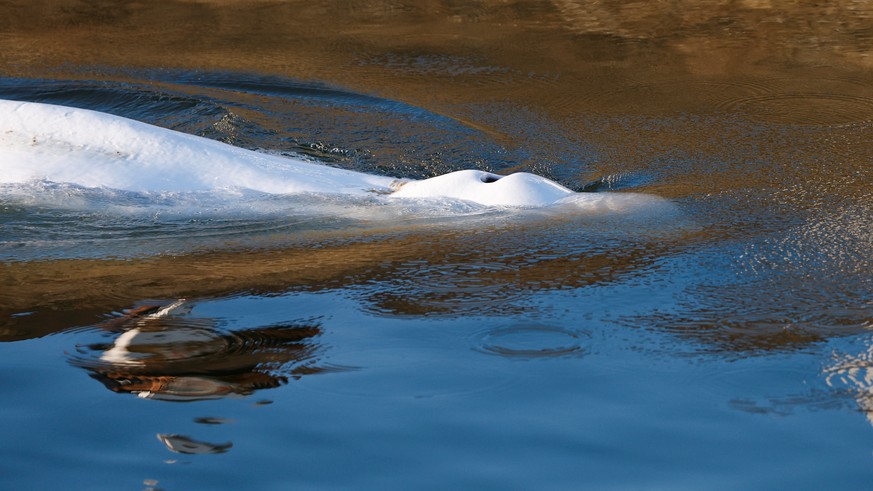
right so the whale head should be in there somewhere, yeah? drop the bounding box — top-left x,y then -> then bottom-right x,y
390,170 -> 574,207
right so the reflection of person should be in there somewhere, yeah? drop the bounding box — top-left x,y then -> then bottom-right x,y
72,299 -> 329,401
825,340 -> 873,426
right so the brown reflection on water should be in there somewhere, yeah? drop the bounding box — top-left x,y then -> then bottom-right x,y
0,221 -> 692,340
4,1 -> 873,115
359,226 -> 678,317
1,230 -> 419,340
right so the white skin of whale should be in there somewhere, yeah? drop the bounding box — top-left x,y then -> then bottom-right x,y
0,99 -> 635,208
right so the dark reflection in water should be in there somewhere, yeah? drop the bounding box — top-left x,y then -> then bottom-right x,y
70,299 -> 334,401
156,434 -> 232,455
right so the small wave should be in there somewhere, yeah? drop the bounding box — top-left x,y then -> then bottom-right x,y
0,77 -> 227,128
725,93 -> 873,127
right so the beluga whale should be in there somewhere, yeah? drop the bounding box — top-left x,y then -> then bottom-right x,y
0,99 -> 659,211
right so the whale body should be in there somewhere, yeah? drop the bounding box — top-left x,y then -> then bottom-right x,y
0,99 -> 396,196
0,99 -> 645,209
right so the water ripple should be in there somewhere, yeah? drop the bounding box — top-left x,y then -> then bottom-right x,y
726,92 -> 873,127
471,324 -> 588,359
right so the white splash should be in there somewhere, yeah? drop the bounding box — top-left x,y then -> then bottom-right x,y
0,99 -> 663,210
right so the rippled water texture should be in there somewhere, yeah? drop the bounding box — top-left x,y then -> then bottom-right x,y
1,1 -> 873,489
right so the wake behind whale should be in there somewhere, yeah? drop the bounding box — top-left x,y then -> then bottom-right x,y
0,99 -> 665,212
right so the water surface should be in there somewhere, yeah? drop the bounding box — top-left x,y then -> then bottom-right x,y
1,1 -> 872,489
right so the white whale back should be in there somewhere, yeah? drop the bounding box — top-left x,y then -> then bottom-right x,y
0,99 -> 664,210
0,99 -> 395,195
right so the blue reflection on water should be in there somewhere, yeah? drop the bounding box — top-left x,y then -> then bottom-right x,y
2,289 -> 872,490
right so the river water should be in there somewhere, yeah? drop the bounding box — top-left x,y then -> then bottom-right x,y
1,1 -> 872,489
